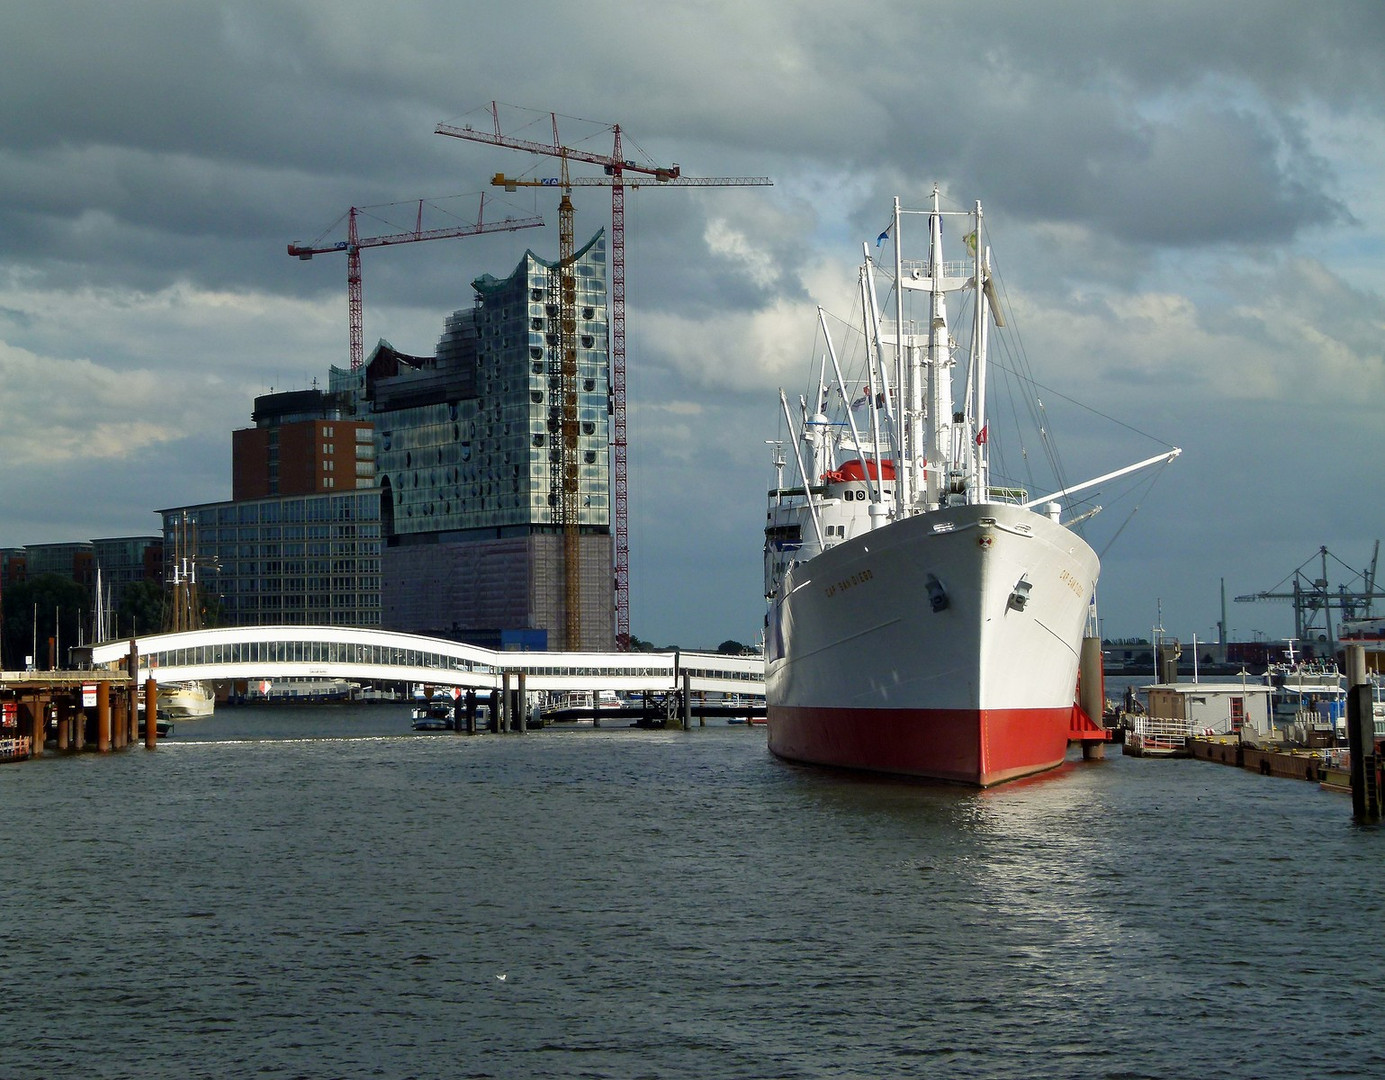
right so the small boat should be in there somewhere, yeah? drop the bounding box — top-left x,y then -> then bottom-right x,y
764,188 -> 1179,787
411,697 -> 456,731
157,681 -> 215,720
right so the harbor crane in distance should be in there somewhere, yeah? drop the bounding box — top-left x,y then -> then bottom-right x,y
1234,542 -> 1385,651
436,102 -> 772,650
287,194 -> 544,371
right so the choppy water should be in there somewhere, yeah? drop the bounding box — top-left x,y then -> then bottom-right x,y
2,704 -> 1382,1079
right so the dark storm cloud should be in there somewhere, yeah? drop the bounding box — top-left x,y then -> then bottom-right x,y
0,0 -> 1382,644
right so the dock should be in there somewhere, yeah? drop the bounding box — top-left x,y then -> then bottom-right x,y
1,664 -> 157,760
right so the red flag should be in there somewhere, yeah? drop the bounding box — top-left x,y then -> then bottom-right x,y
976,425 -> 988,445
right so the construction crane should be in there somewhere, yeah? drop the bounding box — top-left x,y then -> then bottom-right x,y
491,169 -> 774,652
1235,543 -> 1385,650
436,103 -> 772,649
287,194 -> 543,371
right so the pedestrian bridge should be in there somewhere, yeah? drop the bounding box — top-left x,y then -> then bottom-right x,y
88,626 -> 764,698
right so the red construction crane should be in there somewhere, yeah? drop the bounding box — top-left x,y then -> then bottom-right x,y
288,194 -> 543,371
436,104 -> 771,649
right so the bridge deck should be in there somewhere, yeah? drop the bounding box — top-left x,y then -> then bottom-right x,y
88,626 -> 765,699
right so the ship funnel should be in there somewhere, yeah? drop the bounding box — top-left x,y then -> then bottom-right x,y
1046,501 -> 1062,523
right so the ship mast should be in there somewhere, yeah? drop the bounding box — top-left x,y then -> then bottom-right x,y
926,189 -> 954,509
970,200 -> 990,504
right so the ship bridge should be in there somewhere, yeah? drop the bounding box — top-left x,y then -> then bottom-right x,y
87,626 -> 764,699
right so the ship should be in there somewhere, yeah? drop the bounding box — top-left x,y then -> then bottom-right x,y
764,189 -> 1179,786
157,680 -> 216,720
157,510 -> 216,721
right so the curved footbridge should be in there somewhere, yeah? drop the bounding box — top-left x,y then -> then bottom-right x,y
88,625 -> 765,704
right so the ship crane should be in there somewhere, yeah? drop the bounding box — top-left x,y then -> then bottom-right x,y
287,194 -> 544,371
436,102 -> 772,650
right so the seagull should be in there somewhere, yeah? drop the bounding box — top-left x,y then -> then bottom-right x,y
495,973 -> 507,982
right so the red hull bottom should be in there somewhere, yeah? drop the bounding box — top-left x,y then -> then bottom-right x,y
766,704 -> 1073,787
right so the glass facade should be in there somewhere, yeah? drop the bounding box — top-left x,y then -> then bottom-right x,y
366,231 -> 611,536
163,491 -> 383,627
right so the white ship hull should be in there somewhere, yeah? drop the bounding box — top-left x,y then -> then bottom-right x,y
767,502 -> 1099,786
157,681 -> 215,720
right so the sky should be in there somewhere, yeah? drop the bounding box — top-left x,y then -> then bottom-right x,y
2,0 -> 1383,650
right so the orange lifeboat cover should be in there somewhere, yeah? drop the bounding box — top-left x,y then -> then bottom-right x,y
824,458 -> 896,483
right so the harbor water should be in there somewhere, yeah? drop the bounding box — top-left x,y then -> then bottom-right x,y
2,703 -> 1382,1079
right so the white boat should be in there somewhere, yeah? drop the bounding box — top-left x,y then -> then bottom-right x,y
764,189 -> 1179,787
1263,641 -> 1347,743
157,681 -> 216,719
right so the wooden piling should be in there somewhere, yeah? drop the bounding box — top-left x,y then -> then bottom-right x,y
500,672 -> 511,733
111,695 -> 123,749
1346,645 -> 1381,821
682,671 -> 692,730
24,701 -> 43,758
516,672 -> 527,733
145,677 -> 158,749
97,681 -> 111,752
1079,637 -> 1106,760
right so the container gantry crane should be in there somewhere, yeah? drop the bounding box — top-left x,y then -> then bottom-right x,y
288,194 -> 543,371
1235,543 -> 1385,652
436,103 -> 771,649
